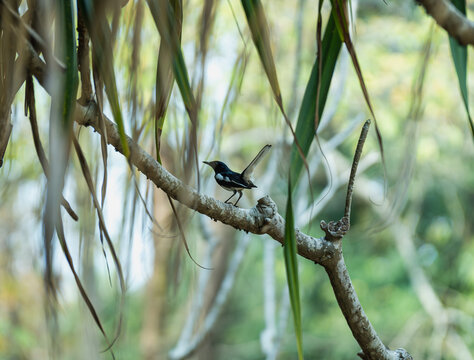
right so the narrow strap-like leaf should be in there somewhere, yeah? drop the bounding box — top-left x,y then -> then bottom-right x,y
284,175 -> 303,360
55,217 -> 115,357
241,0 -> 280,98
25,76 -> 78,221
154,0 -> 183,164
72,135 -> 126,347
147,0 -> 200,186
43,0 -> 79,301
289,13 -> 342,185
61,0 -> 79,128
330,0 -> 386,166
78,0 -> 130,157
284,12 -> 342,357
241,0 -> 309,178
314,0 -> 325,131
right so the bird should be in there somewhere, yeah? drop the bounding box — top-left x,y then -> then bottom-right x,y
204,144 -> 272,206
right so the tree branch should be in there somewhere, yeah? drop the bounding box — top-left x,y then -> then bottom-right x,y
345,120 -> 370,220
417,0 -> 474,46
325,253 -> 412,360
73,101 -> 336,265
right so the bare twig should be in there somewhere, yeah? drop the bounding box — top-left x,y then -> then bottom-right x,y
344,119 -> 370,220
295,115 -> 365,221
299,151 -> 378,225
25,76 -> 78,221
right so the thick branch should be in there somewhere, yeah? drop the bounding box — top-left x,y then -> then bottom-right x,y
73,102 -> 336,264
417,0 -> 474,46
325,253 -> 412,360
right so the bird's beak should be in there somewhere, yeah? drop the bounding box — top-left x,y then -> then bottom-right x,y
203,161 -> 214,169
203,161 -> 217,170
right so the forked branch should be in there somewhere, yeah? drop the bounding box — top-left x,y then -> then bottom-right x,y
320,120 -> 412,360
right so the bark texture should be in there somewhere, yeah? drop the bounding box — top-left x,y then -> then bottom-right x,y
417,0 -> 474,46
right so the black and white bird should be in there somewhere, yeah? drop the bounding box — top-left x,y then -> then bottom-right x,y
204,144 -> 272,206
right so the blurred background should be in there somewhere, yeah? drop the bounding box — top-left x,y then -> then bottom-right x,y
0,0 -> 473,359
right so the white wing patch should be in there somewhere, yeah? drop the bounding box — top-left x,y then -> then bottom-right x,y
230,179 -> 249,188
216,172 -> 250,189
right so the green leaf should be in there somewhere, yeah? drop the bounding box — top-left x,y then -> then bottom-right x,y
146,0 -> 196,122
284,176 -> 303,360
153,0 -> 183,164
60,0 -> 78,130
44,0 -> 79,278
289,13 -> 342,186
43,0 -> 79,347
147,0 -> 199,184
241,0 -> 280,100
77,0 -> 130,157
241,0 -> 310,175
283,11 -> 343,358
448,0 -> 474,136
330,0 -> 385,166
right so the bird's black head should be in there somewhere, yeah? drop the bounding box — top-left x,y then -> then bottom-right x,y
203,161 -> 231,173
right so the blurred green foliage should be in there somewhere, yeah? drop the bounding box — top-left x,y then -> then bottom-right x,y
0,0 -> 473,359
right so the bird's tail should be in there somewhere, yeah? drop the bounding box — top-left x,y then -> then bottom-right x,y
241,144 -> 272,182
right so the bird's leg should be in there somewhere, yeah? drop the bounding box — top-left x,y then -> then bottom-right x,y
224,191 -> 237,204
233,191 -> 243,207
